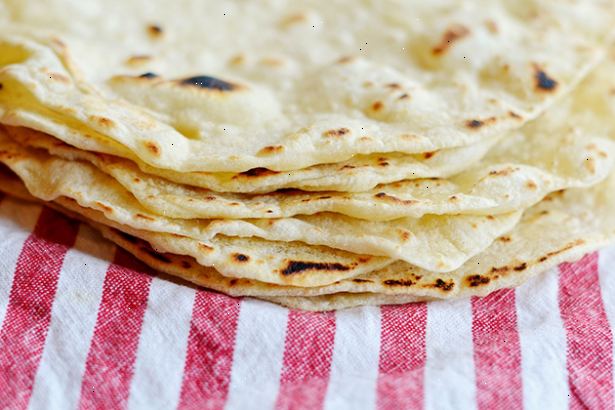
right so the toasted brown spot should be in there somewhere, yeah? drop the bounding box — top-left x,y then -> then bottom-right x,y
398,93 -> 410,100
374,192 -> 418,205
89,116 -> 115,128
281,261 -> 351,276
489,167 -> 518,177
484,20 -> 498,34
352,278 -> 373,283
94,201 -> 113,213
233,253 -> 250,263
399,230 -> 410,242
0,83 -> 3,90
48,72 -> 70,83
383,279 -> 415,287
229,54 -> 245,66
423,151 -> 436,159
466,274 -> 491,287
508,111 -> 522,120
197,243 -> 214,252
323,128 -> 350,138
386,83 -> 401,90
280,13 -> 308,27
260,58 -> 284,67
379,161 -> 389,167
180,260 -> 191,269
465,116 -> 496,129
229,279 -> 238,286
432,24 -> 470,55
433,278 -> 455,291
144,141 -> 160,155
236,167 -> 280,178
125,55 -> 152,67
486,215 -> 495,220
341,165 -> 356,170
513,262 -> 527,271
533,65 -> 558,92
337,56 -> 355,64
258,145 -> 285,156
598,151 -> 608,159
371,101 -> 384,111
147,24 -> 164,38
170,233 -> 188,239
498,236 -> 511,242
135,213 -> 155,221
526,180 -> 538,190
449,195 -> 458,202
536,239 -> 586,263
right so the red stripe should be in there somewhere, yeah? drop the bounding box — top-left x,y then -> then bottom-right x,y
472,289 -> 523,409
0,207 -> 79,409
78,248 -> 153,410
274,310 -> 336,410
377,303 -> 427,410
177,291 -> 241,410
559,253 -> 614,409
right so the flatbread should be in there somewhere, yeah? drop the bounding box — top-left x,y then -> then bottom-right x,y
0,133 -> 521,272
0,0 -> 613,172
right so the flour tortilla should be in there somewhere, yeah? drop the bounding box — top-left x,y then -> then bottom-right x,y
0,132 -> 522,272
0,0 -> 613,172
1,166 -> 612,311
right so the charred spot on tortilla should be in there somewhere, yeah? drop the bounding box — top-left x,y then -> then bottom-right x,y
232,253 -> 250,263
139,72 -> 159,79
534,67 -> 558,92
383,279 -> 415,286
180,75 -> 236,91
281,261 -> 351,276
433,278 -> 455,291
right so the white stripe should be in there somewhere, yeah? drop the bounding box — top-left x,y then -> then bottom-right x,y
0,199 -> 41,327
516,268 -> 568,410
28,223 -> 114,410
599,245 -> 615,400
424,298 -> 477,410
127,278 -> 195,410
323,306 -> 381,410
225,299 -> 288,410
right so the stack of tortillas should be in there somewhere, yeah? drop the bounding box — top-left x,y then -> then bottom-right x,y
1,0 -> 615,310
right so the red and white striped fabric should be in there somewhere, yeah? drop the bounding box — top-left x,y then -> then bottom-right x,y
0,194 -> 613,410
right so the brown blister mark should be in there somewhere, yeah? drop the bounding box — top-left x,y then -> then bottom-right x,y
229,54 -> 245,66
423,151 -> 436,159
374,192 -> 418,206
257,145 -> 284,156
260,57 -> 284,67
179,76 -> 238,92
386,83 -> 401,90
598,151 -> 608,159
465,117 -> 496,129
144,141 -> 160,155
484,20 -> 498,34
448,195 -> 458,202
508,111 -> 522,120
585,157 -> 596,174
135,213 -> 156,221
197,242 -> 214,252
48,72 -> 70,83
466,274 -> 491,287
371,101 -> 384,111
229,279 -> 238,286
489,167 -> 518,177
352,278 -> 373,283
379,160 -> 389,167
132,177 -> 142,183
398,229 -> 411,242
235,167 -> 280,179
125,55 -> 152,67
341,165 -> 356,170
89,116 -> 115,128
513,262 -> 527,271
533,65 -> 558,92
229,202 -> 240,206
337,56 -> 355,64
0,83 -> 3,91
526,180 -> 538,190
536,239 -> 586,263
232,253 -> 250,263
383,279 -> 415,287
398,93 -> 410,100
180,260 -> 191,269
323,128 -> 350,138
280,12 -> 308,27
281,261 -> 351,276
171,233 -> 188,239
94,201 -> 113,213
432,24 -> 470,55
498,236 -> 511,242
486,215 -> 495,220
432,278 -> 455,292
147,24 -> 164,39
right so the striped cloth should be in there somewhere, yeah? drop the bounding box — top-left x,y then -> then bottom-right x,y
0,194 -> 613,410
